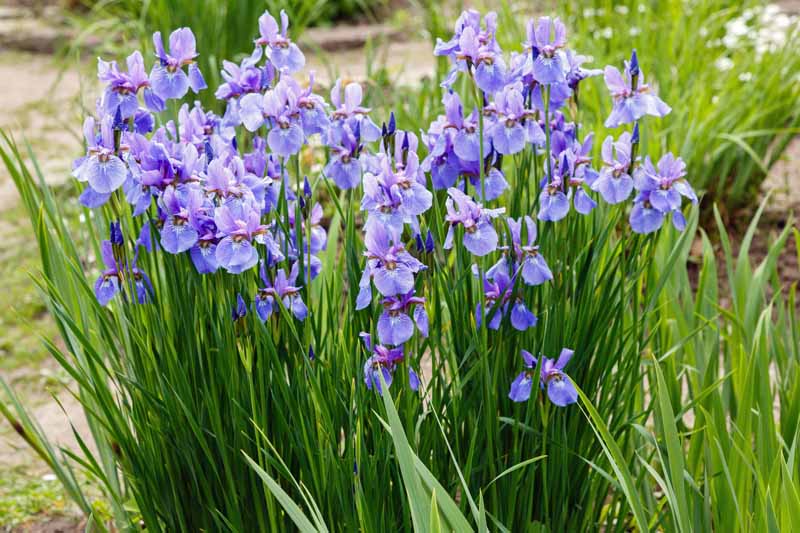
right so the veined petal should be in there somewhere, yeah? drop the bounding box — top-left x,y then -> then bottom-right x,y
150,65 -> 189,100
547,376 -> 578,406
509,372 -> 533,402
86,156 -> 127,194
378,311 -> 414,346
463,221 -> 498,256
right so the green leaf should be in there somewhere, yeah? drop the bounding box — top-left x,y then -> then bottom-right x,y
243,452 -> 322,533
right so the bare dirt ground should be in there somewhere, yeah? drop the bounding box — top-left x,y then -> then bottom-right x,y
0,51 -> 86,209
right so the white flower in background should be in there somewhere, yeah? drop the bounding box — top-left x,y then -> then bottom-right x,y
715,57 -> 734,71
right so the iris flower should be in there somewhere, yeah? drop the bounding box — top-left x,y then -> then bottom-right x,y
151,28 -> 207,101
509,348 -> 578,406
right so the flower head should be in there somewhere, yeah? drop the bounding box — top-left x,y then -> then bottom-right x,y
74,115 -> 128,196
360,333 -> 418,394
435,10 -> 507,94
357,223 -> 426,309
151,28 -> 207,100
507,216 -> 553,286
525,16 -> 568,84
255,261 -> 307,321
98,51 -> 163,118
444,187 -> 504,256
630,153 -> 695,233
604,55 -> 671,128
509,348 -> 577,406
377,290 -> 428,346
256,10 -> 305,73
591,132 -> 636,204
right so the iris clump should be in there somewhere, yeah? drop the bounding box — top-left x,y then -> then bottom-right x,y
7,5 -> 759,533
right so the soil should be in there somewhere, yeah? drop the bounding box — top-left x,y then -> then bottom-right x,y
12,517 -> 83,533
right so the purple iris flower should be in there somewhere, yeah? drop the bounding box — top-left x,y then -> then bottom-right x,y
509,348 -> 578,406
232,293 -> 248,321
421,119 -> 462,189
215,48 -> 264,101
189,223 -> 220,274
129,247 -> 154,304
524,17 -> 568,85
328,80 -> 381,144
256,10 -> 305,73
564,49 -> 602,91
179,102 -> 225,147
239,78 -> 305,156
158,185 -> 205,254
507,216 -> 553,286
357,223 -> 426,309
296,73 -> 330,136
537,175 -> 570,222
324,123 -> 363,189
296,202 -> 328,255
361,131 -> 432,235
421,103 -> 507,198
214,199 -> 267,273
546,132 -> 599,216
74,115 -> 128,195
132,140 -> 172,192
630,153 -> 696,234
204,157 -> 247,199
98,50 -> 163,118
94,240 -> 121,306
591,132 -> 636,204
604,58 -> 671,128
474,266 -> 536,331
255,261 -> 308,322
94,237 -> 152,306
377,290 -> 428,346
444,187 -> 504,256
487,82 -> 545,155
445,91 -> 485,162
566,133 -> 600,209
360,333 -> 418,394
150,28 -> 207,101
450,150 -> 508,201
435,10 -> 506,94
